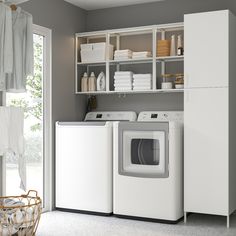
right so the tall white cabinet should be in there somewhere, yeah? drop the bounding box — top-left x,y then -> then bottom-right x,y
184,10 -> 236,227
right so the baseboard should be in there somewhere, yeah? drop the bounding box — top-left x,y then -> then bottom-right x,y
55,207 -> 113,217
114,213 -> 184,224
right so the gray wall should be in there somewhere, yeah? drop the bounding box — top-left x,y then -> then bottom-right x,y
85,0 -> 232,113
86,0 -> 232,31
20,0 -> 87,122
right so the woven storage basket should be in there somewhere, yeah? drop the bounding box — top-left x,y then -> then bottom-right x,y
0,190 -> 42,236
157,40 -> 170,57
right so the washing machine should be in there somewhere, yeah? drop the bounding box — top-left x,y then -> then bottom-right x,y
113,111 -> 183,222
56,111 -> 137,215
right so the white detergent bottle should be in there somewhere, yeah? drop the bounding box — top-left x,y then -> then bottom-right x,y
97,72 -> 106,91
88,72 -> 97,91
81,72 -> 88,92
170,35 -> 176,56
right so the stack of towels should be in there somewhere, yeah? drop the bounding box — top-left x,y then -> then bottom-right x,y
133,74 -> 152,90
114,71 -> 133,91
114,50 -> 132,60
132,51 -> 151,59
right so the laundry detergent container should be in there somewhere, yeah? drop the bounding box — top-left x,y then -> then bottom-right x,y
80,43 -> 114,62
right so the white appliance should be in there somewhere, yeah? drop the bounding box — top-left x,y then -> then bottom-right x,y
56,111 -> 137,215
113,111 -> 183,222
184,10 -> 236,227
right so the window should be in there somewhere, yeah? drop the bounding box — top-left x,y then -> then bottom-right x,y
3,25 -> 52,211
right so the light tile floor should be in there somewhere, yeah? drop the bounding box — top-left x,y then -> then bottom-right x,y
37,211 -> 236,236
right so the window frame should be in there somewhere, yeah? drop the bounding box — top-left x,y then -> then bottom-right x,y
0,24 -> 53,212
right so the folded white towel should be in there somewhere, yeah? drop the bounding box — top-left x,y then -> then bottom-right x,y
115,71 -> 133,76
134,80 -> 152,85
134,84 -> 152,87
115,49 -> 132,54
115,87 -> 133,91
133,87 -> 152,91
132,54 -> 151,58
133,73 -> 152,78
114,75 -> 133,81
115,81 -> 132,85
114,54 -> 132,57
114,80 -> 132,84
114,56 -> 132,60
115,52 -> 132,56
132,51 -> 151,57
115,54 -> 132,56
133,51 -> 151,55
115,85 -> 132,88
115,84 -> 132,88
114,84 -> 132,88
133,78 -> 152,82
133,82 -> 152,86
132,56 -> 150,59
133,87 -> 152,90
134,83 -> 152,87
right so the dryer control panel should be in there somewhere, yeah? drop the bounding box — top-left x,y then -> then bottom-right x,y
138,111 -> 183,122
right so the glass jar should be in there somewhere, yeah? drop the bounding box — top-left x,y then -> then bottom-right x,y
161,74 -> 175,89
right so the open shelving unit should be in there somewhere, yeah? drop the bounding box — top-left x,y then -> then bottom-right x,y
75,22 -> 184,95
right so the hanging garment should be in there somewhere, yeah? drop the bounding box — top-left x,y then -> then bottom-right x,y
0,107 -> 26,190
6,7 -> 33,92
0,3 -> 13,91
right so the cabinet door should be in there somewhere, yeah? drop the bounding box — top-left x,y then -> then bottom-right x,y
184,88 -> 229,215
184,11 -> 229,88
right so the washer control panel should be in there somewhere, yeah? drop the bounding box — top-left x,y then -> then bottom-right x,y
138,111 -> 183,122
85,111 -> 137,121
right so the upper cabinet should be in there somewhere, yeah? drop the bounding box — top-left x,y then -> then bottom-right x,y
184,10 -> 229,88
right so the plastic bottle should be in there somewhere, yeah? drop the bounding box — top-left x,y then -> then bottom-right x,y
177,35 -> 184,56
97,72 -> 106,91
88,72 -> 97,91
81,72 -> 88,92
170,35 -> 176,56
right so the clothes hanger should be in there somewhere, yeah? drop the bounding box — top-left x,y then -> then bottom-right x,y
0,0 -> 17,11
10,4 -> 17,11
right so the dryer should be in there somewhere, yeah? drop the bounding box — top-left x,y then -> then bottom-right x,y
56,111 -> 137,215
113,111 -> 183,222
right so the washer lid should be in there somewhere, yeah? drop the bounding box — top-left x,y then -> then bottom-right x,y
138,111 -> 183,122
85,111 -> 137,122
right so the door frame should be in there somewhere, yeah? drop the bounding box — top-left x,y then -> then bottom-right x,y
1,24 -> 53,212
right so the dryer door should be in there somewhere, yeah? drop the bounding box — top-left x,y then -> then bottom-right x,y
118,122 -> 169,178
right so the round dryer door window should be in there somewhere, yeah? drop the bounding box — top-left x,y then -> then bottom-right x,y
131,138 -> 160,165
118,122 -> 169,178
